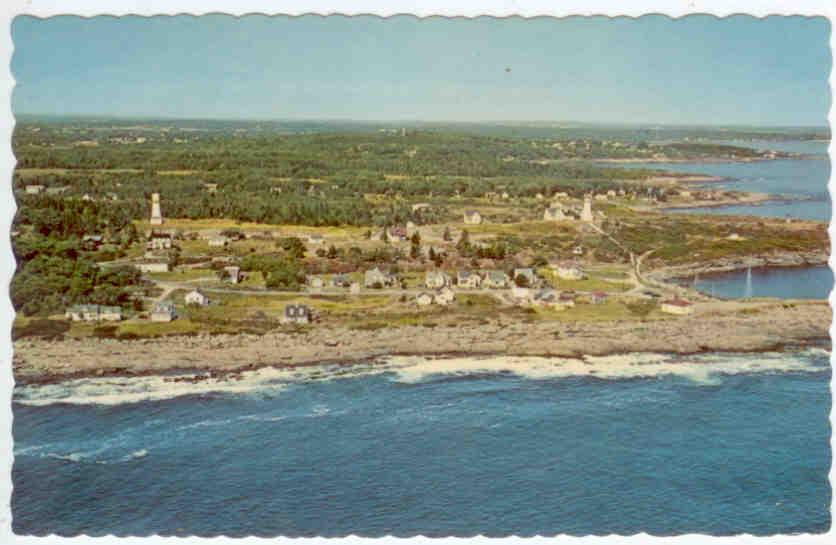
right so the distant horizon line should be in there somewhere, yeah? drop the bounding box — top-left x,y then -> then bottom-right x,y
12,113 -> 829,131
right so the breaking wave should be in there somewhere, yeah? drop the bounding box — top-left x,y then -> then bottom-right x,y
385,349 -> 829,385
14,348 -> 829,406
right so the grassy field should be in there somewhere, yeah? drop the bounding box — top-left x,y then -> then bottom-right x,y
134,219 -> 369,240
538,268 -> 633,293
530,298 -> 671,323
146,268 -> 216,282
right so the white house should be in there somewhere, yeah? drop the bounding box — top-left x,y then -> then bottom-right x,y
364,267 -> 395,288
148,234 -> 173,250
283,304 -> 311,325
436,287 -> 456,305
463,210 -> 483,225
65,304 -> 122,322
457,271 -> 482,289
513,268 -> 537,287
425,270 -> 452,289
543,205 -> 567,221
415,292 -> 434,306
553,262 -> 585,281
308,275 -> 325,289
208,236 -> 229,247
223,265 -> 242,284
185,289 -> 210,306
25,184 -> 45,195
483,270 -> 510,289
151,301 -> 177,322
136,262 -> 170,273
661,299 -> 694,315
590,291 -> 608,305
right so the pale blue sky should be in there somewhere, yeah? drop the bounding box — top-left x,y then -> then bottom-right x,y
11,14 -> 831,126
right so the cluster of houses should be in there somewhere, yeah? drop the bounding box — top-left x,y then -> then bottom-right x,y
461,193 -> 601,226
308,273 -> 362,293
415,287 -> 455,307
426,268 -> 540,290
65,304 -> 123,322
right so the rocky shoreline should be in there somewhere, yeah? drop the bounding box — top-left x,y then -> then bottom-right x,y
650,249 -> 829,282
12,299 -> 830,386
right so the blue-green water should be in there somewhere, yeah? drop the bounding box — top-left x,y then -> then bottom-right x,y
690,265 -> 833,300
640,140 -> 831,222
12,350 -> 832,536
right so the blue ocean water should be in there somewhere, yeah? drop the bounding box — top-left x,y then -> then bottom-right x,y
634,140 -> 831,222
12,350 -> 832,537
689,265 -> 833,300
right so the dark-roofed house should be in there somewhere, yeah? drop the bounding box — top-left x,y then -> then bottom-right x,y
223,265 -> 243,284
591,291 -> 608,305
513,268 -> 537,287
151,301 -> 177,322
483,270 -> 510,289
185,289 -> 210,306
425,270 -> 451,289
65,304 -> 123,322
463,210 -> 483,225
661,298 -> 693,315
81,234 -> 104,250
364,267 -> 395,289
283,304 -> 311,325
457,271 -> 482,289
415,292 -> 434,306
331,274 -> 352,288
147,232 -> 173,250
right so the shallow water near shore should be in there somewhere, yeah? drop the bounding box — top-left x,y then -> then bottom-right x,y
687,264 -> 833,300
12,349 -> 832,536
633,140 -> 831,221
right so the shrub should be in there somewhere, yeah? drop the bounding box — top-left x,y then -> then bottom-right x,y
12,319 -> 70,340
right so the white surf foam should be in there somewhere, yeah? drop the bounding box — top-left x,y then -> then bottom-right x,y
15,367 -> 296,406
15,349 -> 828,406
384,350 -> 827,385
15,360 -> 392,407
47,452 -> 85,463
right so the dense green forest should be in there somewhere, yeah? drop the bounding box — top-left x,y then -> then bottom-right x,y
11,235 -> 143,316
13,121 -> 782,229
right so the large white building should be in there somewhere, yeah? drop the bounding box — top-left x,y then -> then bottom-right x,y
580,195 -> 594,222
150,193 -> 164,225
185,289 -> 210,306
543,205 -> 567,221
463,210 -> 483,225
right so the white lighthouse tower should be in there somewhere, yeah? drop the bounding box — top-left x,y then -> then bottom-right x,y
150,193 -> 163,225
580,194 -> 594,222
